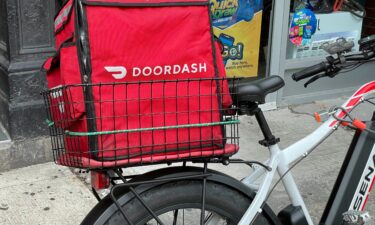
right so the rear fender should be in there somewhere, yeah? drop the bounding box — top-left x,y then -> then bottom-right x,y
83,166 -> 281,225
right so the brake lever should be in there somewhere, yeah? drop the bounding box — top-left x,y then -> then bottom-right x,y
304,73 -> 327,88
303,65 -> 342,88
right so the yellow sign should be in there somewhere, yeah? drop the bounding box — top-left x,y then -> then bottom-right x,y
211,0 -> 263,77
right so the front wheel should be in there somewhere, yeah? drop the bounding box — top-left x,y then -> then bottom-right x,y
82,179 -> 277,225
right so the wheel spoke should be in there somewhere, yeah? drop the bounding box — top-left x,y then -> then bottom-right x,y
204,212 -> 223,225
204,212 -> 212,222
173,210 -> 179,225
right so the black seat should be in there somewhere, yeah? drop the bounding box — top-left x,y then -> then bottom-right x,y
230,76 -> 285,104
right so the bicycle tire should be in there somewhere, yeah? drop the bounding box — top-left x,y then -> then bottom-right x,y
82,179 -> 277,225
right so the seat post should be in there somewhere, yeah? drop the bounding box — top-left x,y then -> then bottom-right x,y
249,103 -> 280,147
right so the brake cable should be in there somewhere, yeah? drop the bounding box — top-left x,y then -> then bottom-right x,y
332,103 -> 375,135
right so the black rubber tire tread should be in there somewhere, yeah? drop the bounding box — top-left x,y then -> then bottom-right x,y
83,180 -> 274,225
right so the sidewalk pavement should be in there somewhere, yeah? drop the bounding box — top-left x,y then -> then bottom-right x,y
0,97 -> 374,225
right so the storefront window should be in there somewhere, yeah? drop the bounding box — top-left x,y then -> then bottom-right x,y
286,0 -> 367,62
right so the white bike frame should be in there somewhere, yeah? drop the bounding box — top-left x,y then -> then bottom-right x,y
235,80 -> 375,225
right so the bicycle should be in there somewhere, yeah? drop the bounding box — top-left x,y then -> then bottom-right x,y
42,35 -> 375,225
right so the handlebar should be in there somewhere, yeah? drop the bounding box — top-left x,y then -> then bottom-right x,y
292,62 -> 329,81
292,49 -> 375,83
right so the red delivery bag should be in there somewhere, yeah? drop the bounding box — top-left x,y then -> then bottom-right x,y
42,0 -> 239,168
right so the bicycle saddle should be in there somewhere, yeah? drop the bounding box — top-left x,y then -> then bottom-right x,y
230,75 -> 285,104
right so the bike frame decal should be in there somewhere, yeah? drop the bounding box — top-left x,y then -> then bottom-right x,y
349,143 -> 375,211
330,81 -> 375,128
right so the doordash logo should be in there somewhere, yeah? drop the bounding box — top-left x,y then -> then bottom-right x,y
105,63 -> 207,79
104,66 -> 127,79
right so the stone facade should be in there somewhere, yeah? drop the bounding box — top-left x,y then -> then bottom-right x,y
0,0 -> 9,134
0,0 -> 58,170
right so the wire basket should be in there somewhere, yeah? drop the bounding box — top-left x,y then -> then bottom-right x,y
41,78 -> 240,169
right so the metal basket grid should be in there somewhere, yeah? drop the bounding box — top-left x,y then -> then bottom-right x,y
41,78 -> 240,169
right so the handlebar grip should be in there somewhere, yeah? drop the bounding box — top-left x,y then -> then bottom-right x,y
292,62 -> 328,81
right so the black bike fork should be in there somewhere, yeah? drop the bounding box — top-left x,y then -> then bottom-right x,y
320,112 -> 375,225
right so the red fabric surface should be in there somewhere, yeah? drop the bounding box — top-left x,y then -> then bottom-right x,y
44,1 -> 238,167
57,144 -> 238,168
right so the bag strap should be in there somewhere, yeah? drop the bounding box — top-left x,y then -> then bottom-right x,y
41,35 -> 74,72
55,0 -> 74,33
54,0 -> 71,19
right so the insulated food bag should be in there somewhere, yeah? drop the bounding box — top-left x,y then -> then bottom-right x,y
42,0 -> 240,168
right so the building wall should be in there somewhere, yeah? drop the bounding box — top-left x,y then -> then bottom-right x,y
0,0 -> 56,171
0,0 -> 9,134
